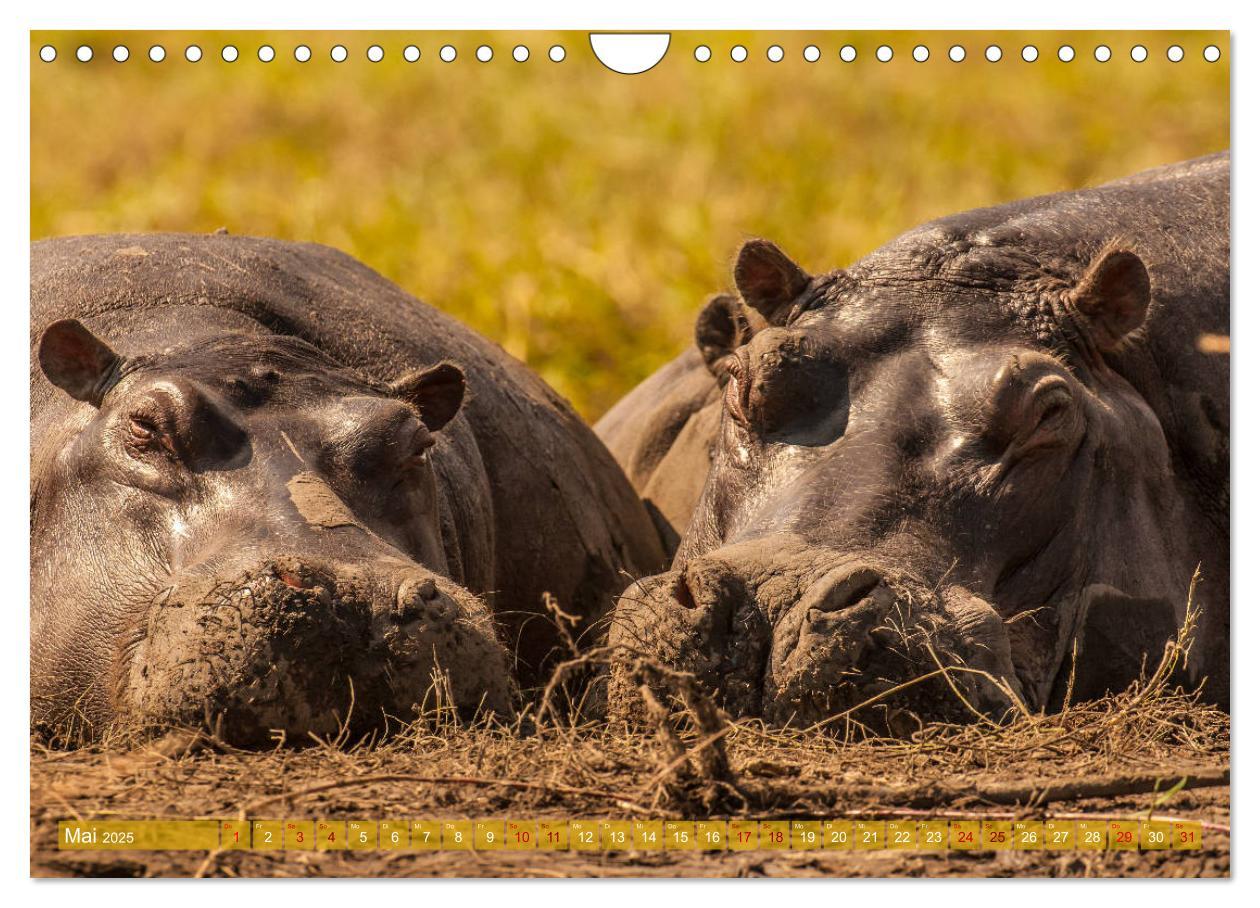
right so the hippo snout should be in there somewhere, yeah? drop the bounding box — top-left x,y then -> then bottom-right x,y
766,569 -> 1025,728
119,557 -> 512,745
609,552 -> 1021,733
608,563 -> 771,719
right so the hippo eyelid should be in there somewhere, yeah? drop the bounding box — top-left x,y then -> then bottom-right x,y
1005,374 -> 1082,462
1029,375 -> 1074,420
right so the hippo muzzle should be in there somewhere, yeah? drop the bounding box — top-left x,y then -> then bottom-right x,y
119,555 -> 512,745
609,546 -> 1023,732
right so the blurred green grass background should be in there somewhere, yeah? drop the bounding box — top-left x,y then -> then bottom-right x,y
31,31 -> 1228,420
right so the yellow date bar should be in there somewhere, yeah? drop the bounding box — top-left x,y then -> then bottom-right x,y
56,817 -> 1206,852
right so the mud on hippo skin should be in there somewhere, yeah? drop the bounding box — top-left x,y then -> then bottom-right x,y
609,154 -> 1228,731
123,559 -> 511,746
611,538 -> 1021,730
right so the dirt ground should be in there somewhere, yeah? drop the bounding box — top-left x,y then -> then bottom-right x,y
30,674 -> 1230,879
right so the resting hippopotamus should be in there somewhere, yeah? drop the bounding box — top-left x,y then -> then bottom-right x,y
604,153 -> 1229,729
31,233 -> 665,745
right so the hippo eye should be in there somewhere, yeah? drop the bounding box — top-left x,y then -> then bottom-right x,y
401,427 -> 436,469
126,414 -> 177,458
1016,377 -> 1079,453
1035,392 -> 1071,431
127,415 -> 157,443
1031,378 -> 1073,426
723,342 -> 848,440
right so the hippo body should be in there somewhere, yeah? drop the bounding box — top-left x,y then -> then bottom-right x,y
31,233 -> 665,744
606,153 -> 1229,727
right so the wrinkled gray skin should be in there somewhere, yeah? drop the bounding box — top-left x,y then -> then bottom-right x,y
604,154 -> 1228,730
31,234 -> 665,746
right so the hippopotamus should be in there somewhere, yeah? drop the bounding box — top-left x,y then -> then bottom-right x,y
603,153 -> 1229,729
31,233 -> 665,745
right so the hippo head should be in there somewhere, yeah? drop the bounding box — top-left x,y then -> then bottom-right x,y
611,239 -> 1191,731
32,321 -> 511,745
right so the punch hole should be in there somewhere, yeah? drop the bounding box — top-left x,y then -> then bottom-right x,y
440,45 -> 456,62
221,45 -> 239,63
985,45 -> 1002,62
512,45 -> 528,62
549,45 -> 566,62
803,45 -> 820,62
404,45 -> 421,62
295,45 -> 312,62
694,45 -> 711,62
258,45 -> 275,63
477,45 -> 493,62
840,45 -> 857,62
1021,45 -> 1038,62
1167,45 -> 1184,62
876,45 -> 893,62
1130,45 -> 1148,62
39,45 -> 56,62
731,45 -> 748,62
331,45 -> 348,63
948,45 -> 965,62
367,45 -> 385,63
1058,45 -> 1075,62
148,45 -> 165,62
185,45 -> 202,63
1094,45 -> 1111,62
912,45 -> 929,62
767,45 -> 784,62
76,45 -> 93,62
112,45 -> 129,63
590,33 -> 668,73
1204,45 -> 1221,62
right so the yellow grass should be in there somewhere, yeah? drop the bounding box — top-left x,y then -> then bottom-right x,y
30,30 -> 1228,419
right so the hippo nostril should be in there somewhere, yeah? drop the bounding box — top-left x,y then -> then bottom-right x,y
394,575 -> 445,620
814,566 -> 887,613
671,571 -> 698,610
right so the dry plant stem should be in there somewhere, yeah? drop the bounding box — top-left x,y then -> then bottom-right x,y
823,766 -> 1229,811
642,725 -> 736,796
676,679 -> 733,783
636,682 -> 691,794
535,646 -> 615,728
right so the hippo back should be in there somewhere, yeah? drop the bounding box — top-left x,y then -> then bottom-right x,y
594,346 -> 722,554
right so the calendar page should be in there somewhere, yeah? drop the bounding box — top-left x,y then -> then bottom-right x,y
27,19 -> 1229,882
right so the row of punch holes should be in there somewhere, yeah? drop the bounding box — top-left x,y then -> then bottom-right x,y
39,42 -> 1222,65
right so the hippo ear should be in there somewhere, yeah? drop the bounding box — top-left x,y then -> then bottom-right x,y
38,319 -> 122,407
695,294 -> 757,383
390,363 -> 465,432
734,239 -> 811,325
1067,249 -> 1151,350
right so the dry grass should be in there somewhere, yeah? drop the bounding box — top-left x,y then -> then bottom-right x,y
28,694 -> 1231,877
31,602 -> 1230,877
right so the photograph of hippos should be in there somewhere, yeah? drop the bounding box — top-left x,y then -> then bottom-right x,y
31,234 -> 666,746
599,153 -> 1228,730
